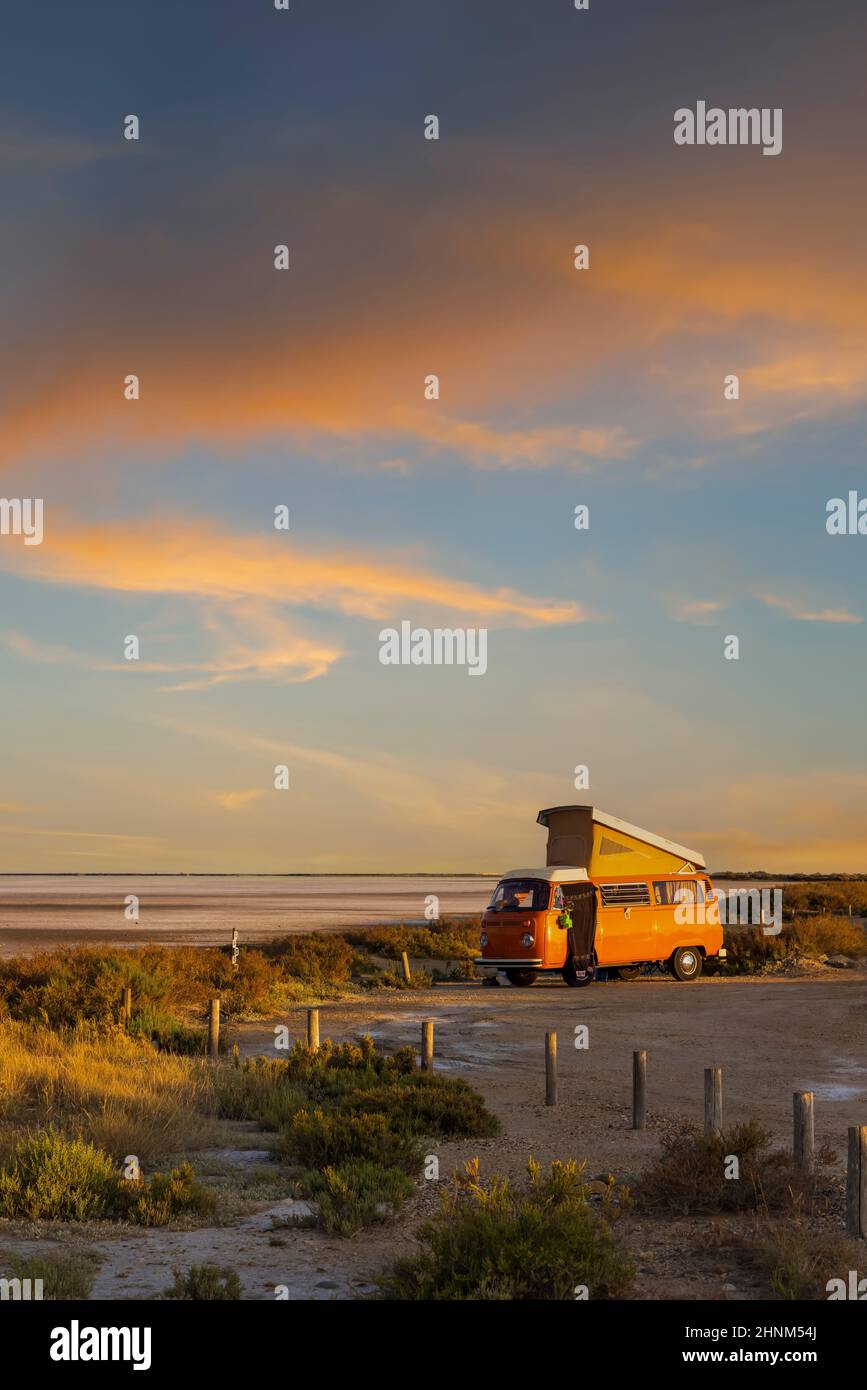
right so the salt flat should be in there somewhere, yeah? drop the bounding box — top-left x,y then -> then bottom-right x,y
0,874 -> 494,955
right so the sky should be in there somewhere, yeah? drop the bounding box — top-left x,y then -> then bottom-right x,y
1,0 -> 866,873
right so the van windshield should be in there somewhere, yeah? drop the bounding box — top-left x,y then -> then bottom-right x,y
487,879 -> 550,912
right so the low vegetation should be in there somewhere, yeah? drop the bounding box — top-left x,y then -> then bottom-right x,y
721,914 -> 866,974
745,1221 -> 861,1300
0,1018 -> 216,1162
0,1130 -> 214,1225
164,1264 -> 242,1300
2,1248 -> 99,1299
634,1122 -> 836,1216
232,1036 -> 501,1234
380,1157 -> 632,1300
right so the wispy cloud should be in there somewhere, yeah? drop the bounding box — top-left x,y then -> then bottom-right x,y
0,516 -> 584,627
757,593 -> 863,625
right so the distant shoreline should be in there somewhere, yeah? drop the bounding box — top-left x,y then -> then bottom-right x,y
1,871 -> 865,881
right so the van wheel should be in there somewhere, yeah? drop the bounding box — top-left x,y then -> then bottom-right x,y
562,962 -> 594,988
669,947 -> 703,982
615,966 -> 642,982
505,969 -> 537,987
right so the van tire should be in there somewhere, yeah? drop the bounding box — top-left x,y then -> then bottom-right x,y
562,962 -> 594,988
505,969 -> 537,987
670,947 -> 703,982
614,966 -> 642,982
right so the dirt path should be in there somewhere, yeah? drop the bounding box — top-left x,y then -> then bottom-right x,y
238,971 -> 867,1182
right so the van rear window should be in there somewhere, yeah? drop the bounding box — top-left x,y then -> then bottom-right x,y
599,882 -> 651,906
653,880 -> 705,906
487,880 -> 550,912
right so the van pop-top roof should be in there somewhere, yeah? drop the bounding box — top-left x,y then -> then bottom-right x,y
536,806 -> 706,876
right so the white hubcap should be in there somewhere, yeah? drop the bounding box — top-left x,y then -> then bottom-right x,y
681,952 -> 696,972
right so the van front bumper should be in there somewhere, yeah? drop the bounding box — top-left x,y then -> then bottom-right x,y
473,957 -> 544,968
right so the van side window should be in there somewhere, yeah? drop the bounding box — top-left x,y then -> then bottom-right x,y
653,880 -> 703,906
552,886 -> 565,910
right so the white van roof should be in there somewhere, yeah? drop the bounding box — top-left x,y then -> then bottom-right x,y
501,866 -> 589,883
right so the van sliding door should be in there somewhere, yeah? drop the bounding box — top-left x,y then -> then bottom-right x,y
564,885 -> 597,970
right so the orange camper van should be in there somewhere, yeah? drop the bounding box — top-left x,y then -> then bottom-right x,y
474,805 -> 725,987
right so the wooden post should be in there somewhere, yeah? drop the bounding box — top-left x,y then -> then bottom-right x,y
231,926 -> 240,971
231,1042 -> 240,1068
793,1091 -> 814,1170
208,997 -> 220,1058
704,1067 -> 723,1136
633,1050 -> 647,1130
401,950 -> 412,985
421,1019 -> 434,1072
846,1126 -> 867,1238
307,1007 -> 320,1052
122,986 -> 132,1026
545,1031 -> 557,1107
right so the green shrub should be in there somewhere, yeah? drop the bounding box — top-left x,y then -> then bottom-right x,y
747,1221 -> 862,1300
164,1264 -> 241,1300
117,1163 -> 215,1226
5,1249 -> 99,1299
345,918 -> 480,962
258,935 -> 356,989
0,1132 -> 118,1221
338,1073 -> 499,1139
0,1131 -> 214,1226
214,1060 -> 306,1129
380,1158 -> 632,1300
303,1160 -> 414,1236
127,1006 -> 209,1054
282,1108 -> 422,1175
634,1122 -> 835,1216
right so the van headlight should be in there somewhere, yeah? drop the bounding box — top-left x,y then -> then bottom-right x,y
521,933 -> 534,947
480,933 -> 488,947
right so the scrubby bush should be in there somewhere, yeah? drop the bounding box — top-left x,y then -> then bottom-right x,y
0,1130 -> 214,1226
338,1073 -> 500,1140
634,1122 -> 836,1216
5,1249 -> 99,1299
282,1108 -> 423,1175
380,1158 -> 633,1300
258,935 -> 357,990
164,1264 -> 241,1300
303,1160 -> 415,1236
0,1132 -> 117,1222
345,919 -> 480,963
117,1163 -> 215,1226
747,1221 -> 861,1300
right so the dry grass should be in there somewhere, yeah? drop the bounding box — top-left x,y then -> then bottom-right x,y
0,1019 -> 218,1164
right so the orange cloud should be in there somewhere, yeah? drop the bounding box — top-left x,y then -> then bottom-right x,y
0,516 -> 583,627
757,593 -> 863,625
3,149 -> 865,470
